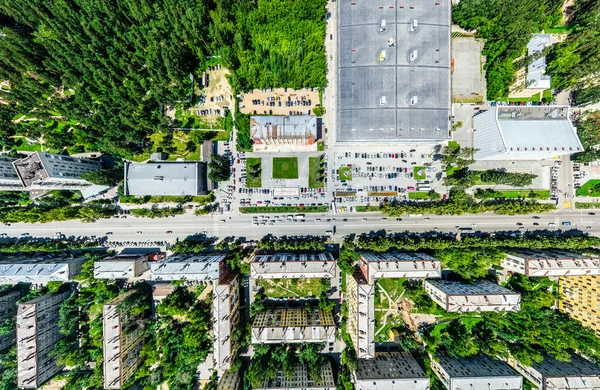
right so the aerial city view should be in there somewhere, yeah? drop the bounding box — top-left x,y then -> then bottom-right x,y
1,0 -> 600,389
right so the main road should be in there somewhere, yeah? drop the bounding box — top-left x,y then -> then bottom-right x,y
2,209 -> 596,244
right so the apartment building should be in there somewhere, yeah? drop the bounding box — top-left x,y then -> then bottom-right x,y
94,254 -> 152,280
0,289 -> 21,351
559,275 -> 600,335
254,362 -> 335,390
503,250 -> 600,277
507,352 -> 600,390
431,354 -> 523,390
213,272 -> 241,371
347,269 -> 375,359
103,291 -> 148,389
0,157 -> 26,190
424,280 -> 521,313
359,252 -> 442,283
250,253 -> 337,280
149,253 -> 226,282
251,308 -> 335,344
354,352 -> 430,390
0,255 -> 85,284
16,290 -> 73,388
218,370 -> 242,390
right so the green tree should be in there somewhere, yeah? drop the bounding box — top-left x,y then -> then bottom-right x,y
80,168 -> 123,187
208,154 -> 231,182
435,248 -> 504,281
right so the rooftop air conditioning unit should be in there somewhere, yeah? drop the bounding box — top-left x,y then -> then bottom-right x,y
411,96 -> 418,106
153,176 -> 164,181
388,37 -> 396,47
379,50 -> 387,62
379,96 -> 387,106
410,50 -> 418,62
410,19 -> 418,32
380,19 -> 386,32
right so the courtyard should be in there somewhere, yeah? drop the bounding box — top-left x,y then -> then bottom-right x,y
272,157 -> 299,179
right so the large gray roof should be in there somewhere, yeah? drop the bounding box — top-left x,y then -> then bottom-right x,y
337,0 -> 451,142
124,161 -> 208,196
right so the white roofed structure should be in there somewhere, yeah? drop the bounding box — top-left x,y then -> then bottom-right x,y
251,308 -> 335,344
213,273 -> 241,371
150,253 -> 226,282
432,354 -> 522,390
94,255 -> 150,280
526,34 -> 552,90
359,252 -> 441,283
124,161 -> 209,196
347,270 -> 376,359
250,253 -> 337,280
254,362 -> 335,390
502,249 -> 600,277
474,106 -> 582,160
354,352 -> 430,390
250,115 -> 318,145
0,256 -> 85,284
424,280 -> 521,313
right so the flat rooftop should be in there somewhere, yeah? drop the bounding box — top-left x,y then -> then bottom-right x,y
438,354 -> 520,378
360,251 -> 439,262
532,352 -> 600,381
250,115 -> 318,143
149,253 -> 225,281
356,352 -> 427,380
337,0 -> 451,142
257,363 -> 335,390
251,252 -> 337,279
124,161 -> 208,196
253,308 -> 335,328
426,279 -> 520,296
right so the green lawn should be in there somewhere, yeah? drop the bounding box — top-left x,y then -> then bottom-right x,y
257,278 -> 323,298
246,158 -> 262,188
413,166 -> 426,180
339,165 -> 352,181
308,157 -> 324,188
475,189 -> 550,200
272,157 -> 298,179
317,142 -> 325,151
576,180 -> 600,197
377,279 -> 407,302
408,191 -> 430,200
448,140 -> 460,148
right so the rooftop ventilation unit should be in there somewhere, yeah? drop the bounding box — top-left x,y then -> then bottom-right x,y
153,176 -> 164,181
410,19 -> 418,32
388,37 -> 396,47
379,50 -> 387,62
379,96 -> 387,106
380,19 -> 386,32
410,50 -> 418,62
410,96 -> 418,106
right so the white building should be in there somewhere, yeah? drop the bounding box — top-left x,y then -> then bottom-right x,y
0,256 -> 85,284
507,352 -> 600,390
94,255 -> 150,279
474,106 -> 582,160
431,354 -> 523,390
424,280 -> 521,313
251,308 -> 335,344
213,273 -> 240,371
359,252 -> 441,283
502,250 -> 600,277
124,161 -> 209,196
250,115 -> 318,145
17,290 -> 73,388
347,270 -> 376,359
250,252 -> 337,280
526,34 -> 552,90
149,253 -> 226,282
354,352 -> 430,390
254,362 -> 335,390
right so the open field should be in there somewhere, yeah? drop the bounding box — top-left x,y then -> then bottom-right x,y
257,278 -> 323,298
576,180 -> 600,197
475,189 -> 550,199
408,192 -> 430,200
272,157 -> 299,179
246,158 -> 262,188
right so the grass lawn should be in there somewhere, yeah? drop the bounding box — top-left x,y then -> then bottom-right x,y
576,180 -> 600,197
339,165 -> 352,181
317,142 -> 325,151
246,158 -> 262,188
257,278 -> 323,298
475,189 -> 550,199
448,140 -> 460,148
408,192 -> 430,200
308,157 -> 324,188
272,157 -> 298,179
377,278 -> 407,302
413,166 -> 426,180
149,131 -> 201,161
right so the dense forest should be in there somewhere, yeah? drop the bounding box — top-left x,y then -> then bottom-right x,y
0,0 -> 327,157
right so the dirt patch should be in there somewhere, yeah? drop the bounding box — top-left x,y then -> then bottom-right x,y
239,88 -> 319,116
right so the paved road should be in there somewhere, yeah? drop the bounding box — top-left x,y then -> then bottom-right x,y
3,209 -> 596,243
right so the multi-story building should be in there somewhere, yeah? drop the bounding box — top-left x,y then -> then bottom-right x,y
502,250 -> 600,277
347,269 -> 375,359
13,152 -> 102,191
559,275 -> 600,335
254,362 -> 335,390
474,106 -> 582,161
424,280 -> 521,313
507,352 -> 600,390
250,253 -> 337,280
354,352 -> 430,390
251,308 -> 335,344
103,290 -> 148,389
218,370 -> 242,390
431,354 -> 523,390
16,290 -> 73,388
526,34 -> 552,90
0,157 -> 26,190
359,252 -> 441,283
94,252 -> 156,279
149,253 -> 226,282
0,289 -> 22,351
0,255 -> 85,284
123,161 -> 210,196
213,272 -> 240,371
250,115 -> 319,145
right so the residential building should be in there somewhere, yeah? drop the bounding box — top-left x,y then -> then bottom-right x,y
251,308 -> 335,344
218,370 -> 242,390
0,157 -> 25,190
213,272 -> 240,371
347,269 -> 375,359
474,106 -> 582,160
149,253 -> 226,282
559,275 -> 600,335
502,250 -> 600,277
431,354 -> 523,390
507,352 -> 600,390
424,280 -> 521,313
254,362 -> 335,390
354,352 -> 430,390
94,251 -> 157,279
0,289 -> 22,351
103,291 -> 148,389
337,0 -> 451,143
526,34 -> 552,90
250,253 -> 337,280
13,152 -> 102,190
0,255 -> 85,284
123,161 -> 209,196
17,290 -> 73,388
250,115 -> 319,145
359,252 -> 441,283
